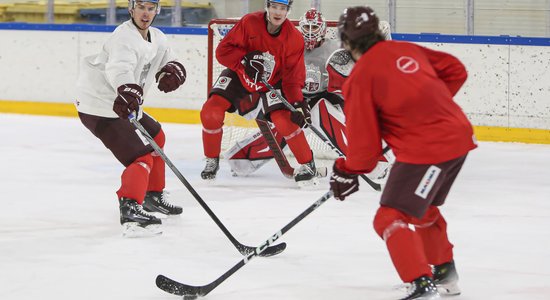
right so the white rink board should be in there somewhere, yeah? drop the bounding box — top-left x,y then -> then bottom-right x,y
0,28 -> 549,129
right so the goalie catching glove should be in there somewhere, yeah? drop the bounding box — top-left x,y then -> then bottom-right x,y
155,61 -> 186,93
330,157 -> 359,201
242,51 -> 265,84
290,101 -> 311,127
113,83 -> 143,119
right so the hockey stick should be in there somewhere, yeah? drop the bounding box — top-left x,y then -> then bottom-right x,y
255,119 -> 295,178
129,116 -> 286,257
261,80 -> 383,192
156,191 -> 333,298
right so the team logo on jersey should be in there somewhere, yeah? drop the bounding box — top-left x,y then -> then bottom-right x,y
261,51 -> 275,82
214,76 -> 231,90
304,63 -> 322,93
396,56 -> 419,73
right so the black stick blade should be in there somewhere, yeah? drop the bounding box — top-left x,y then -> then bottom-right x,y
255,242 -> 287,257
156,275 -> 205,297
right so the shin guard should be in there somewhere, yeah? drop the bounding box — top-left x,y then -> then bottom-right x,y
116,153 -> 153,204
413,206 -> 454,266
201,95 -> 231,158
147,129 -> 166,192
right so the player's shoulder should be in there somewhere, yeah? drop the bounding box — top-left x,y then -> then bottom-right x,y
241,11 -> 264,24
326,49 -> 354,77
149,26 -> 168,42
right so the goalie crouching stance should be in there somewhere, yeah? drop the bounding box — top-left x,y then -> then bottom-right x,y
225,8 -> 394,185
200,0 -> 319,185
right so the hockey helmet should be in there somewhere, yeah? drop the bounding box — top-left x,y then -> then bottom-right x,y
266,0 -> 293,8
299,8 -> 327,50
338,6 -> 379,44
128,0 -> 161,15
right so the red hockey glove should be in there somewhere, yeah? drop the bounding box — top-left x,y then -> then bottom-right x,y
290,101 -> 311,127
330,158 -> 359,201
113,84 -> 143,119
242,51 -> 265,84
155,61 -> 186,93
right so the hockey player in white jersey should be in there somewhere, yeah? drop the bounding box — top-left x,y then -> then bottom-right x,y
75,0 -> 186,237
225,8 -> 394,185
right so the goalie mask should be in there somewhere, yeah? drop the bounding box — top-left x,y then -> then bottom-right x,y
299,8 -> 327,50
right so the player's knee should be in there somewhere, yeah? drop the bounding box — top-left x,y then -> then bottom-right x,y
373,206 -> 409,240
201,95 -> 229,129
271,110 -> 299,136
153,128 -> 165,149
131,153 -> 154,173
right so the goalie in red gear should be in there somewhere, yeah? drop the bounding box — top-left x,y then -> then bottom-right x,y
200,0 -> 319,185
329,6 -> 477,299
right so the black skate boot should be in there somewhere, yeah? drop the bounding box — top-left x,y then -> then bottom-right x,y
433,261 -> 461,295
201,157 -> 220,180
119,198 -> 162,237
400,276 -> 440,300
294,158 -> 318,186
143,191 -> 183,215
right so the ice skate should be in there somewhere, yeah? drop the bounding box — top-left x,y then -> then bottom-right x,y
119,198 -> 162,237
143,191 -> 182,215
433,261 -> 461,296
399,276 -> 440,300
201,157 -> 220,180
294,159 -> 319,187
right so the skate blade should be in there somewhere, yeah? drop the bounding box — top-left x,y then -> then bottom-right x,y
122,223 -> 162,238
437,283 -> 461,296
296,177 -> 320,188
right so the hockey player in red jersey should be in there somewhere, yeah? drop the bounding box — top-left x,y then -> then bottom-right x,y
75,0 -> 185,237
200,0 -> 318,185
329,6 -> 477,300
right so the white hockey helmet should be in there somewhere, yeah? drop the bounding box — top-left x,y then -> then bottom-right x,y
128,0 -> 161,15
299,8 -> 327,50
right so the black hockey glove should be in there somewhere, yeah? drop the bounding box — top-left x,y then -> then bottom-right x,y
330,158 -> 359,201
113,84 -> 143,119
155,61 -> 186,93
242,51 -> 265,84
290,101 -> 311,127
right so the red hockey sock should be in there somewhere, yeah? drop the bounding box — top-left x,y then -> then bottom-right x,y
373,206 -> 432,283
270,110 -> 313,164
116,154 -> 153,204
201,94 -> 231,158
147,129 -> 166,192
413,206 -> 454,266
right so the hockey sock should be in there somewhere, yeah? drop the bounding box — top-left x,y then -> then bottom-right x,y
373,206 -> 432,282
414,206 -> 454,266
201,94 -> 231,158
147,129 -> 166,192
270,110 -> 313,164
116,153 -> 153,204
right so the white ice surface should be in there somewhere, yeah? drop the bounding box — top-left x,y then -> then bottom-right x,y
1,113 -> 549,300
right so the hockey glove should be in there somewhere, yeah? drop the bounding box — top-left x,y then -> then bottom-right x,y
290,101 -> 311,127
242,51 -> 265,84
155,61 -> 186,93
330,157 -> 359,201
113,84 -> 143,119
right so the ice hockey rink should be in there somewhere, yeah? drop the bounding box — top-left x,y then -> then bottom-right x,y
1,113 -> 549,300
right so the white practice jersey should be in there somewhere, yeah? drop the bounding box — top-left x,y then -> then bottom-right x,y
75,20 -> 176,117
302,39 -> 340,97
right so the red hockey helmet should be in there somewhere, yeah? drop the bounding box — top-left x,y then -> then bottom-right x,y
299,8 -> 327,50
338,6 -> 379,44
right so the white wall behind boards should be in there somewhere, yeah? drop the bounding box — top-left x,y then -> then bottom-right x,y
0,29 -> 549,130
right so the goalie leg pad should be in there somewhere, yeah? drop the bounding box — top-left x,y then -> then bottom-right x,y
373,206 -> 432,283
270,110 -> 312,164
117,153 -> 153,204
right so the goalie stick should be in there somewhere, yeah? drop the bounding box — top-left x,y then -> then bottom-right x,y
156,191 -> 333,298
261,80 -> 384,192
129,115 -> 286,257
255,119 -> 294,178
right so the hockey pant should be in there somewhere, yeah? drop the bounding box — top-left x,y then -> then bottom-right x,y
116,129 -> 166,204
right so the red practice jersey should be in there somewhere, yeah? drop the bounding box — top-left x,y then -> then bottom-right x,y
343,41 -> 477,173
216,11 -> 306,103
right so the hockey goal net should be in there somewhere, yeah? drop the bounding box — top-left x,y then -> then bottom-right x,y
208,18 -> 341,161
